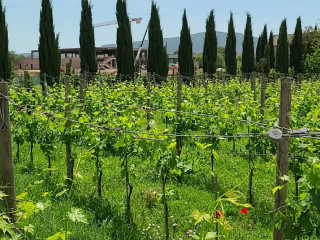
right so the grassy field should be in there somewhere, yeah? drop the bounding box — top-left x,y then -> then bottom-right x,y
13,134 -> 278,239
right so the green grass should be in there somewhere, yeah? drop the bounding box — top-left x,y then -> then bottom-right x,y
12,135 -> 280,240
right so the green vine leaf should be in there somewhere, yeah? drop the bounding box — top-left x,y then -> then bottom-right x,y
67,208 -> 88,224
272,186 -> 283,196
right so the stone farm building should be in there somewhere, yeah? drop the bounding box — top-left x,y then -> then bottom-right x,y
15,47 -> 148,74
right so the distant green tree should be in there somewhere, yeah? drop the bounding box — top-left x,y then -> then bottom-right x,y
0,0 -> 10,80
116,0 -> 134,80
8,51 -> 17,76
269,31 -> 275,69
225,12 -> 237,74
256,36 -> 261,62
39,0 -> 60,87
195,54 -> 203,68
276,19 -> 289,73
302,26 -> 320,58
290,17 -> 303,73
79,0 -> 97,74
304,48 -> 320,73
203,10 -> 217,75
147,1 -> 168,80
216,46 -> 225,68
242,13 -> 254,74
178,9 -> 194,80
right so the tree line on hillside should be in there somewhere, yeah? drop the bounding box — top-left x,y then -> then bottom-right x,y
0,0 -> 319,84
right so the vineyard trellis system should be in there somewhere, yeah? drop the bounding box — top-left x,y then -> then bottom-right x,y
0,72 -> 320,239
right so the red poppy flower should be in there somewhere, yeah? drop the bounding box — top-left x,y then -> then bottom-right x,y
240,208 -> 249,214
215,210 -> 223,218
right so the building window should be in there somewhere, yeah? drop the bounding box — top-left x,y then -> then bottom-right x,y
31,64 -> 33,70
19,64 -> 22,69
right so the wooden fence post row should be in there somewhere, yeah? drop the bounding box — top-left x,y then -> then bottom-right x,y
0,82 -> 16,222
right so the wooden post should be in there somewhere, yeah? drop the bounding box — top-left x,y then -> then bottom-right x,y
147,73 -> 151,131
176,74 -> 182,157
165,116 -> 168,129
232,121 -> 236,152
97,72 -> 101,87
152,72 -> 156,86
83,71 -> 88,85
297,74 -> 302,88
172,73 -> 175,91
247,126 -> 254,205
204,73 -> 208,93
119,73 -> 122,83
222,73 -> 225,87
214,174 -> 218,238
250,73 -> 256,99
23,70 -> 28,88
79,75 -> 85,103
64,76 -> 73,189
0,82 -> 16,221
273,73 -> 278,84
273,77 -> 292,240
248,150 -> 254,205
43,73 -> 47,98
260,76 -> 266,122
204,73 -> 208,104
211,153 -> 215,194
162,171 -> 169,240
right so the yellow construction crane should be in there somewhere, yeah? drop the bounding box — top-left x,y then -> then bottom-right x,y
94,17 -> 148,67
93,18 -> 142,28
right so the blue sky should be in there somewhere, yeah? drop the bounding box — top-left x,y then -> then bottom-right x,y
3,0 -> 320,53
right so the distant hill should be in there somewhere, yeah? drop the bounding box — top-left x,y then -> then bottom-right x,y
19,31 -> 257,57
19,53 -> 32,58
103,31 -> 258,54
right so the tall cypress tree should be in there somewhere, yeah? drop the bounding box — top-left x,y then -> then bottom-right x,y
80,0 -> 97,74
0,0 -> 10,80
203,10 -> 217,75
269,31 -> 275,69
178,9 -> 194,80
116,0 -> 134,80
256,36 -> 261,62
290,17 -> 303,73
259,25 -> 268,59
225,12 -> 237,75
147,1 -> 168,80
276,19 -> 288,73
39,0 -> 60,87
242,13 -> 254,74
